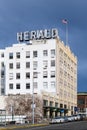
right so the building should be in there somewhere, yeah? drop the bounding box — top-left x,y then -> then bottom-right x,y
0,28 -> 77,117
77,92 -> 87,115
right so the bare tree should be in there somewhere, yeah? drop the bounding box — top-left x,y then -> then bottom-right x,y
5,94 -> 43,118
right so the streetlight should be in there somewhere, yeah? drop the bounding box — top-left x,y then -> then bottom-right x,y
32,75 -> 35,125
11,105 -> 14,121
32,72 -> 40,124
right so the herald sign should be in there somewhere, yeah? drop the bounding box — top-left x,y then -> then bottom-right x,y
17,28 -> 58,42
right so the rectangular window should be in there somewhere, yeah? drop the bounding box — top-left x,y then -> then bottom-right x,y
26,72 -> 30,79
33,82 -> 38,89
33,72 -> 38,78
26,62 -> 30,68
60,104 -> 63,108
26,83 -> 30,89
1,62 -> 4,68
33,51 -> 37,58
51,60 -> 55,67
9,63 -> 13,69
16,52 -> 20,59
50,101 -> 53,107
1,53 -> 4,58
43,82 -> 48,88
51,71 -> 55,77
16,73 -> 20,79
78,99 -> 85,105
9,84 -> 13,89
51,49 -> 55,57
1,79 -> 4,86
16,83 -> 20,89
9,52 -> 13,59
43,71 -> 48,78
1,70 -> 4,78
33,61 -> 38,70
43,100 -> 48,106
55,103 -> 58,107
16,62 -> 20,69
43,60 -> 48,69
51,81 -> 55,88
9,73 -> 13,80
1,88 -> 4,95
26,51 -> 30,58
43,50 -> 48,56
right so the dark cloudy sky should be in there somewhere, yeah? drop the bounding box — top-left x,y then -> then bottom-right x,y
0,0 -> 87,92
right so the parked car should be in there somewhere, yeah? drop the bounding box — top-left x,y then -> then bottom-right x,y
50,117 -> 65,124
78,114 -> 86,120
67,116 -> 74,122
72,114 -> 81,121
62,116 -> 68,122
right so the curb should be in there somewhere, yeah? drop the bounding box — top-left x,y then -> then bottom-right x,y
0,123 -> 49,130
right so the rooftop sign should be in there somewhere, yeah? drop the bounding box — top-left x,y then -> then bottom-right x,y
17,28 -> 58,42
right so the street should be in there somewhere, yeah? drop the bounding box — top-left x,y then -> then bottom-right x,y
13,121 -> 87,130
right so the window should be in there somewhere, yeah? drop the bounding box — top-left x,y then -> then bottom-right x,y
1,79 -> 4,86
60,104 -> 63,108
51,60 -> 55,67
33,82 -> 38,89
16,73 -> 20,79
26,62 -> 30,68
33,51 -> 37,58
16,52 -> 20,59
16,62 -> 20,69
26,83 -> 30,89
43,82 -> 48,88
16,84 -> 20,89
43,71 -> 48,78
9,73 -> 13,80
1,88 -> 4,95
33,72 -> 38,78
9,63 -> 13,69
43,60 -> 48,69
1,53 -> 4,58
1,70 -> 4,78
55,103 -> 58,107
51,71 -> 55,77
9,52 -> 13,59
51,49 -> 55,57
78,99 -> 85,105
50,101 -> 53,107
51,81 -> 55,88
26,72 -> 30,79
9,84 -> 13,89
26,51 -> 30,58
43,50 -> 48,56
1,62 -> 4,68
43,100 -> 48,106
33,61 -> 38,69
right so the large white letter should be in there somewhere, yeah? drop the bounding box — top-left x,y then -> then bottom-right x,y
17,32 -> 23,42
30,31 -> 36,40
44,29 -> 51,39
36,30 -> 44,39
51,28 -> 58,38
24,31 -> 30,41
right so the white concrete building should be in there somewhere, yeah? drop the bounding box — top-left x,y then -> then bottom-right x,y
0,28 -> 77,116
0,39 -> 57,95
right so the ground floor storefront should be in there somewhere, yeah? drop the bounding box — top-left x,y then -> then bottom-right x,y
42,92 -> 77,118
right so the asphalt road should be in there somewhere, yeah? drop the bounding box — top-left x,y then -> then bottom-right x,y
13,121 -> 87,130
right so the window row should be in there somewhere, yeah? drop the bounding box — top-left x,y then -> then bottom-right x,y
9,60 -> 55,69
9,71 -> 55,80
9,81 -> 56,90
9,49 -> 55,59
